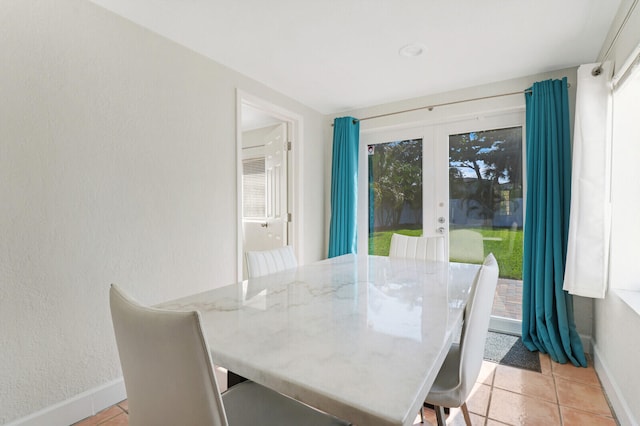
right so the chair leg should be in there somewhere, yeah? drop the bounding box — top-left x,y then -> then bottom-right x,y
434,405 -> 446,426
461,402 -> 472,426
419,405 -> 424,423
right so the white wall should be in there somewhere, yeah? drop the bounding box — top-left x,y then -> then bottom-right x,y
0,0 -> 325,423
593,1 -> 640,424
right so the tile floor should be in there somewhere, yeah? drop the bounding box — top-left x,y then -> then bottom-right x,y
74,353 -> 618,426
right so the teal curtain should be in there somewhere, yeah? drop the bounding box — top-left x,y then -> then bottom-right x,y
328,117 -> 359,258
522,78 -> 587,367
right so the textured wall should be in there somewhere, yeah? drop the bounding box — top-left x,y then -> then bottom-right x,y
0,0 -> 324,422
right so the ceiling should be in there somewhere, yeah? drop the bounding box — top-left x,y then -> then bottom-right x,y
90,0 -> 622,115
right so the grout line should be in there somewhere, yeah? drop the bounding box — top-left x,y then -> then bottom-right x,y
484,378 -> 493,426
95,412 -> 124,426
553,370 -> 564,425
555,361 -> 613,421
116,401 -> 128,414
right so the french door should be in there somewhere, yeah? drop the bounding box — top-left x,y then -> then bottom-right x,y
360,111 -> 525,334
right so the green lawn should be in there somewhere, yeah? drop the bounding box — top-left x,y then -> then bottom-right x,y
368,227 -> 523,280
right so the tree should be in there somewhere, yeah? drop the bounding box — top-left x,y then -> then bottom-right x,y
369,139 -> 422,229
449,128 -> 522,224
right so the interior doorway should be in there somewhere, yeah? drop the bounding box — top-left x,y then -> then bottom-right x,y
236,91 -> 302,281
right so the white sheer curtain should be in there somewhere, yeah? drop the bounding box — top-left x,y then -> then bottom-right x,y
564,62 -> 613,298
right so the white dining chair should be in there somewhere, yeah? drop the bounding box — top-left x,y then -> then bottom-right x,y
421,253 -> 499,426
109,284 -> 348,426
449,229 -> 485,264
388,233 -> 445,261
245,245 -> 298,278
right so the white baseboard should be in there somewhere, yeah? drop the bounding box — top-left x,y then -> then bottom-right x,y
593,343 -> 637,426
5,379 -> 126,426
580,333 -> 593,355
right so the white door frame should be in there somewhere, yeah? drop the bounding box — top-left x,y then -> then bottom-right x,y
236,90 -> 304,282
359,108 -> 526,335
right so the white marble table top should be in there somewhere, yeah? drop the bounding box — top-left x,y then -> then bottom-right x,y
158,254 -> 480,426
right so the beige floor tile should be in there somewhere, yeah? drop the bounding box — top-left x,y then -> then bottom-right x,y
467,383 -> 491,416
116,400 -> 128,412
73,406 -> 124,425
488,388 -> 561,426
478,361 -> 497,386
73,417 -> 95,426
552,359 -> 600,386
486,419 -> 511,426
539,353 -> 552,376
446,409 -> 485,426
560,406 -> 616,426
100,413 -> 129,425
412,407 -> 438,425
493,364 -> 557,403
418,407 -> 485,426
555,377 -> 612,417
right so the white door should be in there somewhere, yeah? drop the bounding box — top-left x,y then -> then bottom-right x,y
263,123 -> 288,245
436,112 -> 525,334
358,126 -> 437,256
242,123 -> 288,277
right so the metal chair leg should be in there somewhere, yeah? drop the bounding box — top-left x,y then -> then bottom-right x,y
461,402 -> 472,426
420,405 -> 424,423
434,405 -> 446,426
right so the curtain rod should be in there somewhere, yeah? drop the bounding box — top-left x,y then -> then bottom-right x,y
350,89 -> 531,124
332,82 -> 571,126
592,0 -> 638,76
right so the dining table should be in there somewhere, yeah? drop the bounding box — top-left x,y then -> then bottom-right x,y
158,253 -> 480,426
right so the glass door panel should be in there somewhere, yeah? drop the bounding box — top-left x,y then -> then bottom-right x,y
367,139 -> 423,255
448,126 -> 524,325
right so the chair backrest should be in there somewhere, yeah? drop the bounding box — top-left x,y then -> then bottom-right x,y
449,229 -> 485,263
109,285 -> 228,426
457,253 -> 499,402
388,233 -> 445,261
245,245 -> 298,278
